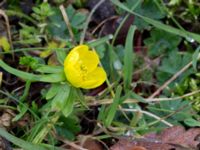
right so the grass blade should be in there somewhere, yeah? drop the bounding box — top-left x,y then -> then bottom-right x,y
105,86 -> 122,127
111,0 -> 200,43
124,25 -> 136,90
0,128 -> 48,150
0,60 -> 65,83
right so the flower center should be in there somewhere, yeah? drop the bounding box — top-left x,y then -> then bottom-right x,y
80,64 -> 88,81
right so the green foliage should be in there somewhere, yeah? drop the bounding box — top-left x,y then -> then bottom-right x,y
0,60 -> 65,82
192,46 -> 200,71
1,0 -> 200,149
147,99 -> 193,125
168,0 -> 200,23
56,116 -> 81,140
111,0 -> 200,43
131,0 -> 165,29
19,23 -> 41,44
32,2 -> 54,22
184,118 -> 200,127
124,25 -> 136,90
48,5 -> 87,40
105,86 -> 122,127
19,56 -> 40,70
156,51 -> 193,85
175,74 -> 200,111
144,28 -> 181,57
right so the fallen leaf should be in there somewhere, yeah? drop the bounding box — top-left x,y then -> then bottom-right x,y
110,126 -> 200,150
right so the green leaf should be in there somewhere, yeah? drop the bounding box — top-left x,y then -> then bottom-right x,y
156,52 -> 193,85
56,50 -> 66,65
111,0 -> 200,43
61,87 -> 76,117
51,84 -> 71,111
144,28 -> 181,57
0,60 -> 65,83
46,83 -> 61,100
37,72 -> 66,83
48,5 -> 86,40
36,65 -> 63,74
88,34 -> 113,48
0,128 -> 48,150
147,99 -> 193,125
71,12 -> 87,29
19,56 -> 40,70
124,25 -> 136,90
105,86 -> 122,127
56,116 -> 81,140
192,46 -> 200,71
184,118 -> 200,127
131,92 -> 147,103
128,0 -> 165,29
12,104 -> 28,122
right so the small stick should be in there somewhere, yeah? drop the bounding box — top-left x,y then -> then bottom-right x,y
121,108 -> 173,127
57,136 -> 87,150
80,0 -> 105,44
148,61 -> 192,99
83,89 -> 200,106
59,5 -> 76,45
0,9 -> 13,57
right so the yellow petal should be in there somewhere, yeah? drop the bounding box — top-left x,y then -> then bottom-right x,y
80,67 -> 107,89
79,50 -> 99,73
64,45 -> 106,89
64,45 -> 99,72
64,45 -> 88,66
64,65 -> 83,88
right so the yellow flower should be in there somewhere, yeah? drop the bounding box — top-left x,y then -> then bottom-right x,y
64,45 -> 107,89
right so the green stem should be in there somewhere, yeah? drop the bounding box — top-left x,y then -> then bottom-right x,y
5,10 -> 37,25
20,80 -> 31,102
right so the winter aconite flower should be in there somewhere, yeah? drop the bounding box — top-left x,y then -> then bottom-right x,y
64,45 -> 106,89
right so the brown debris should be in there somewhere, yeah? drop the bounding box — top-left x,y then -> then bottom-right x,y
81,139 -> 102,150
68,139 -> 102,150
110,126 -> 200,150
0,109 -> 15,129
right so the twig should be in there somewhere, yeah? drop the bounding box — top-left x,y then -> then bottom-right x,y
91,16 -> 118,34
121,108 -> 173,127
84,89 -> 200,106
148,89 -> 200,102
80,0 -> 105,44
57,136 -> 87,150
59,5 -> 76,45
0,0 -> 6,7
148,61 -> 192,99
148,105 -> 190,127
0,9 -> 13,57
